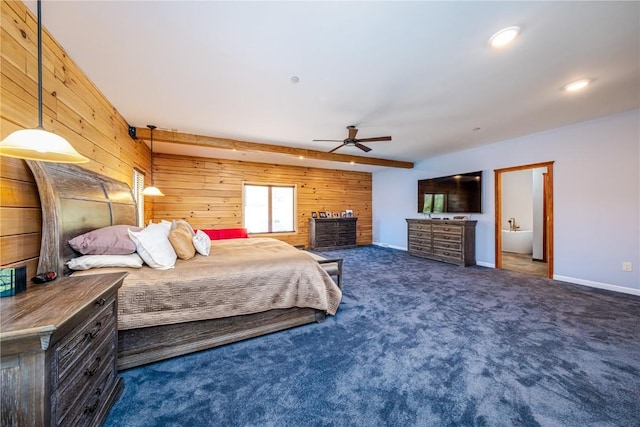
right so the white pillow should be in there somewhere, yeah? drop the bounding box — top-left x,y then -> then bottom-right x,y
67,253 -> 143,270
128,224 -> 177,269
193,229 -> 211,256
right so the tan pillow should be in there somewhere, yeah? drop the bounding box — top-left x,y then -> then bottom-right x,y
168,224 -> 196,260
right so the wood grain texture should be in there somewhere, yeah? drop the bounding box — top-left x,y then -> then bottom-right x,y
135,126 -> 414,169
406,219 -> 477,267
151,153 -> 373,247
0,1 -> 148,274
117,307 -> 323,370
22,156 -> 335,371
0,272 -> 125,427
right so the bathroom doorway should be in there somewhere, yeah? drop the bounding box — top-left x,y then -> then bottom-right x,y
494,161 -> 554,279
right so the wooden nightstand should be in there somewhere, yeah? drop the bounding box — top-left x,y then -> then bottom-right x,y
0,272 -> 127,426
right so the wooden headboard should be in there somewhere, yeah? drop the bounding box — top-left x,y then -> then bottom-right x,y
27,161 -> 138,277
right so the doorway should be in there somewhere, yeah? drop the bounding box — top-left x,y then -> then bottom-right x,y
494,161 -> 554,279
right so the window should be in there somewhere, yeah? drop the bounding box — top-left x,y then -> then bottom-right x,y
133,169 -> 145,226
243,183 -> 295,233
423,193 -> 446,214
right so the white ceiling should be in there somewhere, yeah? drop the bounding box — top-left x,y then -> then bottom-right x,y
29,1 -> 640,172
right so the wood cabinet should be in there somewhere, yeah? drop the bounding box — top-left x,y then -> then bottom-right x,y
406,219 -> 477,266
309,218 -> 357,250
0,272 -> 127,426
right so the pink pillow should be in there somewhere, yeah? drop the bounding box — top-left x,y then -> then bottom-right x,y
200,228 -> 248,240
69,225 -> 142,255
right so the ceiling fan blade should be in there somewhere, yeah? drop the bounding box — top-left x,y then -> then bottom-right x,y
356,136 -> 392,142
328,144 -> 344,153
347,126 -> 358,140
354,142 -> 372,152
313,139 -> 342,142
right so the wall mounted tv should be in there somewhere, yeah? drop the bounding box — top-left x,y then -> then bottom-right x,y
418,171 -> 482,214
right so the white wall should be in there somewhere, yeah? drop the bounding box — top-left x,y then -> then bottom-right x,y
372,109 -> 640,294
502,169 -> 533,231
532,167 -> 545,260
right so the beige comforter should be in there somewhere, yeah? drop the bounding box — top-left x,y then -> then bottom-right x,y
73,238 -> 342,330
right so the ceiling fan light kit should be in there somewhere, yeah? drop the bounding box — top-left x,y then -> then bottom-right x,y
313,125 -> 392,153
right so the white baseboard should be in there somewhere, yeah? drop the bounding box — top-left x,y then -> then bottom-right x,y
553,275 -> 640,297
476,261 -> 495,268
372,242 -> 407,251
371,244 -> 639,296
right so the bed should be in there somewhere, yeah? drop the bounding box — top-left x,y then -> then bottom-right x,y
26,160 -> 342,370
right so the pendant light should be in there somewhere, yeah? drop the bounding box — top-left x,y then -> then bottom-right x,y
142,125 -> 164,196
0,0 -> 89,164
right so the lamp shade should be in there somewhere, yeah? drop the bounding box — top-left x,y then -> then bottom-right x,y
0,128 -> 90,163
142,186 -> 164,197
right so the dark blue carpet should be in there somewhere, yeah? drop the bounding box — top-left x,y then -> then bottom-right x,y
105,246 -> 640,426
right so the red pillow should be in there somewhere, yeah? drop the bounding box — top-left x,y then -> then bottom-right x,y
200,228 -> 248,240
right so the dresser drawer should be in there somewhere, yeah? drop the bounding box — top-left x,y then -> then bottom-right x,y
406,219 -> 476,267
52,334 -> 116,426
432,224 -> 462,235
309,218 -> 357,250
433,233 -> 462,244
51,295 -> 117,389
408,223 -> 431,232
433,248 -> 463,261
432,240 -> 462,252
409,230 -> 429,239
55,356 -> 117,427
409,244 -> 431,255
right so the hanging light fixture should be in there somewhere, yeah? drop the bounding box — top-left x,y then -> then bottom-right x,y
142,125 -> 164,196
0,0 -> 89,163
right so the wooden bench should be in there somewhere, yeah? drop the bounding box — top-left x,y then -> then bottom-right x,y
305,252 -> 343,290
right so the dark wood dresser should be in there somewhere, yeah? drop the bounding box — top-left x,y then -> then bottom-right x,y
309,218 -> 357,250
0,272 -> 127,426
406,219 -> 477,266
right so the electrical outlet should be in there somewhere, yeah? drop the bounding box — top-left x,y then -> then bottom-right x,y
622,262 -> 632,272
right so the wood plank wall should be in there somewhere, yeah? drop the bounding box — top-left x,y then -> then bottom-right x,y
1,0 -> 373,279
150,154 -> 372,248
1,1 -> 150,278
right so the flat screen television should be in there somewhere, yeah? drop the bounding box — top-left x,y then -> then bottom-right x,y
418,171 -> 482,214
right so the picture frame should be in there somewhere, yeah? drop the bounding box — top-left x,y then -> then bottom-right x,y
341,211 -> 347,218
319,212 -> 327,218
346,209 -> 353,218
311,211 -> 318,218
325,212 -> 332,218
333,212 -> 340,218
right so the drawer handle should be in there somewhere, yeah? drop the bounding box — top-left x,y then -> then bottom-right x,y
84,388 -> 102,414
84,356 -> 102,377
95,298 -> 106,307
84,321 -> 102,341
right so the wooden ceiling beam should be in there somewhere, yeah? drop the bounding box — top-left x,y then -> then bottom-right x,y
133,128 -> 414,169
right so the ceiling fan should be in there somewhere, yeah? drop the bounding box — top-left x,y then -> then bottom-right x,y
313,126 -> 391,153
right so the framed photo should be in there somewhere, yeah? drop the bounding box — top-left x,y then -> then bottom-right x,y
345,209 -> 353,218
341,211 -> 347,218
311,211 -> 318,218
325,212 -> 332,218
319,212 -> 327,218
333,212 -> 340,218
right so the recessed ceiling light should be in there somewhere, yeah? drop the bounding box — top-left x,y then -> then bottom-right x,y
563,79 -> 591,92
489,26 -> 520,48
290,76 -> 300,84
